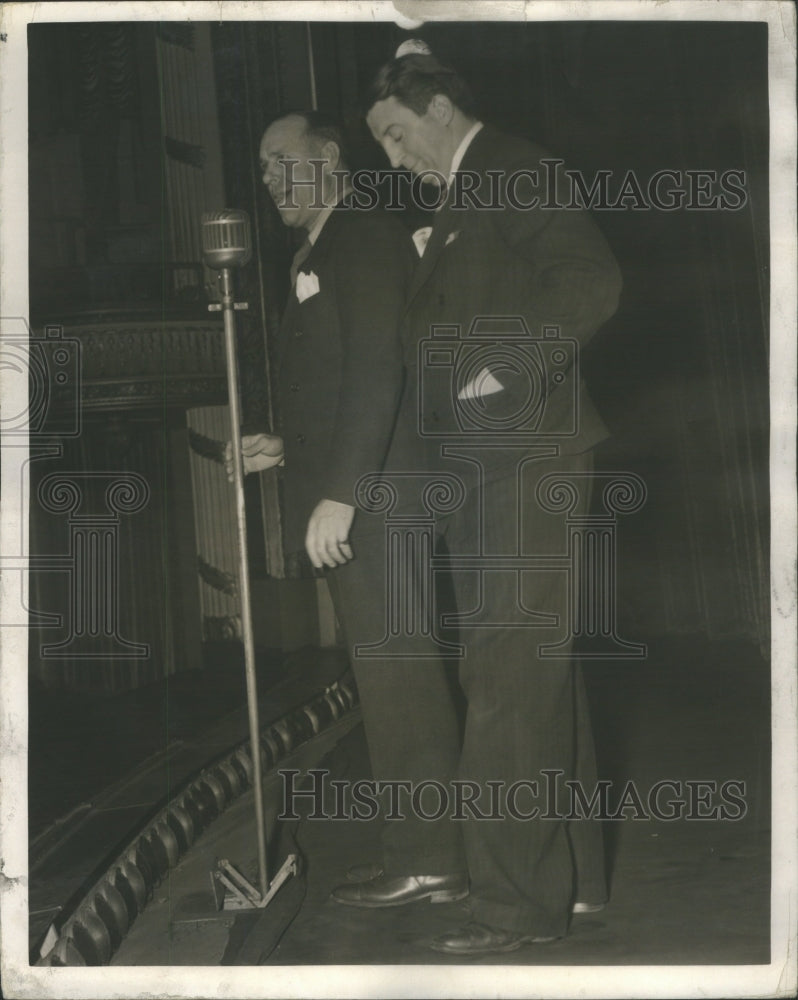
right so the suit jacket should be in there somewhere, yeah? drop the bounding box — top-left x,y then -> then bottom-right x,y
402,124 -> 622,483
275,203 -> 415,553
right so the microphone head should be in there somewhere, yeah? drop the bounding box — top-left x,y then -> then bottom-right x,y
201,210 -> 252,268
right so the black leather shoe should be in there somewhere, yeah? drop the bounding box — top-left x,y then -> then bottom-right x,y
331,873 -> 468,908
346,865 -> 604,914
426,921 -> 558,955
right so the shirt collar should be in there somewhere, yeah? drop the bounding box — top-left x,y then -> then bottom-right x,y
306,183 -> 352,245
306,206 -> 333,245
447,121 -> 483,185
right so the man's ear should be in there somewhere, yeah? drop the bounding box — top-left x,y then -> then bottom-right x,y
320,139 -> 341,171
428,93 -> 454,125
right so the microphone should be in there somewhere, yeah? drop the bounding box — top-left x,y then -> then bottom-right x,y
201,209 -> 252,270
198,207 -> 276,904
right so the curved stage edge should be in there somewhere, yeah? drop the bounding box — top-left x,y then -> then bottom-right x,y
34,673 -> 360,967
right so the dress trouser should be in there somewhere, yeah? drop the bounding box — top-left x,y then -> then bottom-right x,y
325,515 -> 467,877
326,448 -> 606,938
436,448 -> 607,937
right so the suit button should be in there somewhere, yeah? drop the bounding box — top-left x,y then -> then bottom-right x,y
294,330 -> 303,338
289,382 -> 299,392
296,434 -> 306,444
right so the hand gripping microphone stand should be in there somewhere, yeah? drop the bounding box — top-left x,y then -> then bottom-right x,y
201,210 -> 297,909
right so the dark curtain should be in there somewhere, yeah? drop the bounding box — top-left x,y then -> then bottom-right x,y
231,19 -> 770,644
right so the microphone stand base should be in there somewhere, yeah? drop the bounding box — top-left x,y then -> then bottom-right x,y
211,856 -> 299,911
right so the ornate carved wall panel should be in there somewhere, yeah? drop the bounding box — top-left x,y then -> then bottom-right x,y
186,406 -> 241,640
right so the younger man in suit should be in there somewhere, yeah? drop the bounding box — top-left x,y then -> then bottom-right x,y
343,49 -> 622,954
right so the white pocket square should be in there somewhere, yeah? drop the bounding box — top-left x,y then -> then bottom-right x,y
458,367 -> 505,400
445,230 -> 461,246
296,270 -> 320,303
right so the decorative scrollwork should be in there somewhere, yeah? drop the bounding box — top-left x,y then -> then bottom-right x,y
535,476 -> 580,515
536,472 -> 647,517
356,472 -> 467,518
355,474 -> 399,515
601,475 -> 647,515
38,473 -> 151,517
105,475 -> 150,515
421,474 -> 467,515
37,476 -> 83,515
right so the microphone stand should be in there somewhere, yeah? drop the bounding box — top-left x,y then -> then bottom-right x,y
208,264 -> 297,911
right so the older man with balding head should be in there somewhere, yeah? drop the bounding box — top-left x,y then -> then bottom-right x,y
231,110 -> 469,906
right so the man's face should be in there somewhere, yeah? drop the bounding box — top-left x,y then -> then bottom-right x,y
366,96 -> 450,184
259,115 -> 328,230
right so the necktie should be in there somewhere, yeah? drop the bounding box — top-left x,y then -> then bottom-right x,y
290,238 -> 312,286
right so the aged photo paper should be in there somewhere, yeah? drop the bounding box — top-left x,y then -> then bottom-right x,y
1,1 -> 796,998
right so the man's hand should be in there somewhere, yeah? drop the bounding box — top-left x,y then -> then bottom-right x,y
225,433 -> 284,482
305,499 -> 355,569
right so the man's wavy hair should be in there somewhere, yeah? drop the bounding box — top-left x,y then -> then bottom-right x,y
366,53 -> 476,118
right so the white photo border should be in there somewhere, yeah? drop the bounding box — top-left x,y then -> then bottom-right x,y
1,2 -> 795,997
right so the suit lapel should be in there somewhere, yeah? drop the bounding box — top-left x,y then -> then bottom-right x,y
280,209 -> 340,343
406,195 -> 456,304
282,203 -> 348,331
405,126 -> 495,309
298,202 -> 346,277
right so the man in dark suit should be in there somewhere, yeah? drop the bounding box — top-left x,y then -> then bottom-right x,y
233,112 -> 468,903
339,50 -> 622,955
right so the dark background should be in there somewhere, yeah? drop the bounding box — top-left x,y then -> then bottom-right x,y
26,19 -> 769,693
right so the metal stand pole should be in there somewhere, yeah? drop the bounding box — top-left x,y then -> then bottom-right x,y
218,266 -> 269,899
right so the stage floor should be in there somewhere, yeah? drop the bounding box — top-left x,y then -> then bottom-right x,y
30,635 -> 771,968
